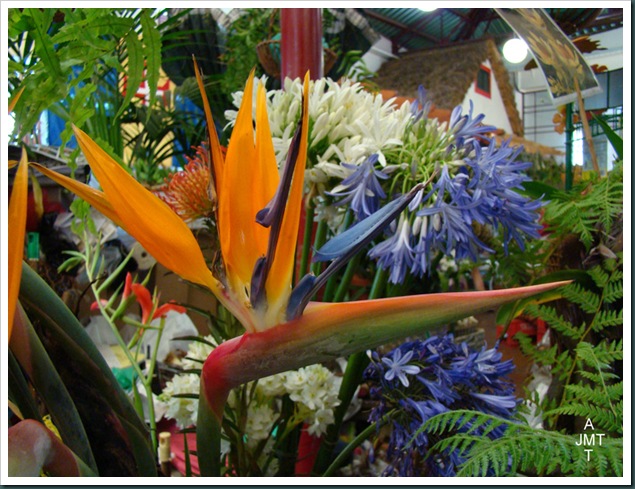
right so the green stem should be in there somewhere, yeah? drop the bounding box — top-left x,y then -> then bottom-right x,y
322,210 -> 356,303
310,219 -> 329,277
298,200 -> 315,281
332,253 -> 362,302
322,411 -> 392,477
311,267 -> 389,475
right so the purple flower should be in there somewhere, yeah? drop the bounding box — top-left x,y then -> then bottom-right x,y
328,154 -> 389,221
411,85 -> 432,123
449,100 -> 496,153
381,348 -> 421,387
368,215 -> 416,284
364,334 -> 520,476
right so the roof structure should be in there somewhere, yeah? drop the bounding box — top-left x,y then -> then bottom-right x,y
373,38 -> 524,136
361,8 -> 623,53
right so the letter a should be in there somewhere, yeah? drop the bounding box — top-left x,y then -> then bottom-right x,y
584,418 -> 594,430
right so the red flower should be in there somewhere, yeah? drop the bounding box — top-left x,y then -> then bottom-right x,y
131,283 -> 185,324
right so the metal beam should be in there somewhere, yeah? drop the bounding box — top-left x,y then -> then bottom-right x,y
363,9 -> 440,44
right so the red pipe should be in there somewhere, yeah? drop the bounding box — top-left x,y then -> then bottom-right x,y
280,9 -> 323,81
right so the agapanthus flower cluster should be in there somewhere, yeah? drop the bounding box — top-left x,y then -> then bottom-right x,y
225,78 -> 543,285
363,334 -> 520,477
364,100 -> 543,283
160,338 -> 341,439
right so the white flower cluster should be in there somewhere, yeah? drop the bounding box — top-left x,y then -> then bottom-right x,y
224,77 -> 413,196
157,335 -> 218,429
160,335 -> 342,439
280,364 -> 342,436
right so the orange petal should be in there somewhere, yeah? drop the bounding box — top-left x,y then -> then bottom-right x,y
72,125 -> 218,291
131,283 -> 153,324
152,302 -> 187,320
265,73 -> 311,316
8,149 -> 28,340
8,86 -> 25,114
255,82 -> 281,226
193,60 -> 225,199
30,163 -> 123,227
220,70 -> 272,294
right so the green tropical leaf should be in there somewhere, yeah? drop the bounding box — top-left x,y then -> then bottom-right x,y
10,305 -> 98,473
116,29 -> 144,120
592,114 -> 622,160
140,10 -> 162,110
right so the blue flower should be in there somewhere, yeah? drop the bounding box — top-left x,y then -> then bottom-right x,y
381,347 -> 421,387
368,215 -> 416,284
448,100 -> 496,153
364,334 -> 520,476
328,154 -> 389,221
411,85 -> 432,123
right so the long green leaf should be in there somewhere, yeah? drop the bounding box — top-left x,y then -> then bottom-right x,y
11,305 -> 98,473
592,114 -> 623,160
8,349 -> 43,424
116,29 -> 144,120
18,263 -> 156,475
24,9 -> 63,81
140,9 -> 162,110
19,263 -> 147,433
196,378 -> 223,477
495,270 -> 592,326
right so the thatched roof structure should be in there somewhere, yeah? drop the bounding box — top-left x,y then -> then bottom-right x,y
373,38 -> 524,137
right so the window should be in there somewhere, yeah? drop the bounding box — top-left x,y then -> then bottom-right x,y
475,64 -> 491,98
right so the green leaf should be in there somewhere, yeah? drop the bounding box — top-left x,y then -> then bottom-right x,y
10,306 -> 98,473
140,10 -> 162,110
592,114 -> 622,160
8,349 -> 43,423
24,9 -> 64,81
522,181 -> 562,200
115,29 -> 144,120
18,264 -> 154,458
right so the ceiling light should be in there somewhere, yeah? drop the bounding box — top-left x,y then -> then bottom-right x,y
502,38 -> 529,64
418,8 -> 438,13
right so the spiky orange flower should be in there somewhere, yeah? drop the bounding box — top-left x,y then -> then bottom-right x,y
160,146 -> 216,222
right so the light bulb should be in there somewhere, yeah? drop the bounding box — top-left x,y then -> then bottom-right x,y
503,38 -> 529,64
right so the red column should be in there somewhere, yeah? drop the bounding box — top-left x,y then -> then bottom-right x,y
280,9 -> 323,81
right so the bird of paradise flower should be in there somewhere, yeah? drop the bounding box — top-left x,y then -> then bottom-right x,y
13,64 -> 570,476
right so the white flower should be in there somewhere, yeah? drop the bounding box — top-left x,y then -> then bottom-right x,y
257,372 -> 287,398
306,408 -> 335,437
181,335 -> 217,370
160,373 -> 200,429
457,315 -> 479,329
245,402 -> 276,449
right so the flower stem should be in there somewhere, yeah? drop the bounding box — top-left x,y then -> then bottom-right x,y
298,200 -> 315,281
322,210 -> 355,302
310,219 -> 329,277
311,267 -> 389,474
321,411 -> 393,477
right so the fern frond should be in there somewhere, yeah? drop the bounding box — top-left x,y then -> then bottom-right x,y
591,309 -> 623,331
561,283 -> 600,313
564,382 -> 622,405
525,304 -> 582,340
602,281 -> 623,305
549,402 -> 621,433
587,265 -> 610,288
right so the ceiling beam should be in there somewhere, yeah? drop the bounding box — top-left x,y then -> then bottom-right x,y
454,8 -> 489,42
363,9 -> 440,44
